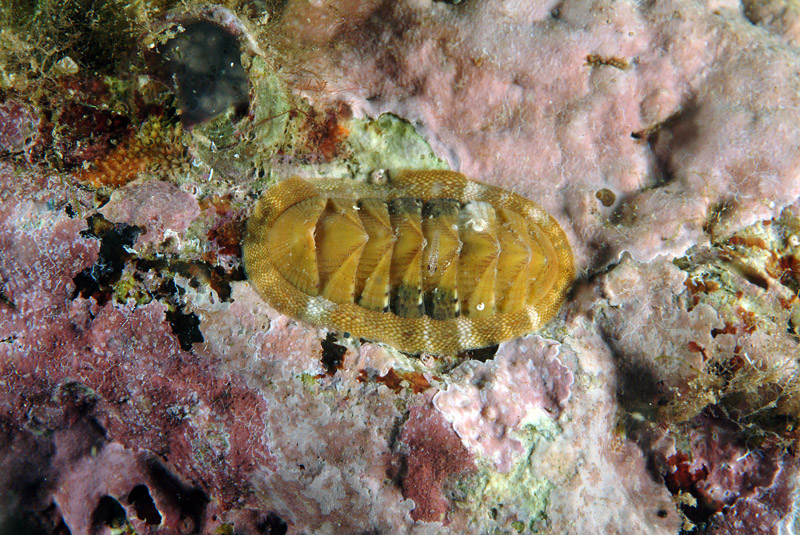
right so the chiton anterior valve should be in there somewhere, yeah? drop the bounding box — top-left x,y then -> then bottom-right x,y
243,170 -> 574,355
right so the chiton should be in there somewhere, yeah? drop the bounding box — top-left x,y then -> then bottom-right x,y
243,170 -> 574,355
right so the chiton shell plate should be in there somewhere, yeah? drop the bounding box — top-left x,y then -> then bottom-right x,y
243,170 -> 574,355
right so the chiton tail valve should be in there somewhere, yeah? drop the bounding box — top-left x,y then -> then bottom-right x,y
243,170 -> 574,355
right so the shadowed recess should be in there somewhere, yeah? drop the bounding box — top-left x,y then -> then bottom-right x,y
165,303 -> 204,352
92,495 -> 127,530
72,214 -> 142,306
320,332 -> 347,375
145,459 -> 207,534
126,484 -> 162,525
258,511 -> 288,535
154,19 -> 249,124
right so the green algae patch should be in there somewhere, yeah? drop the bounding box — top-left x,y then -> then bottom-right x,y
345,113 -> 449,177
0,0 -> 148,89
458,415 -> 560,532
112,269 -> 154,307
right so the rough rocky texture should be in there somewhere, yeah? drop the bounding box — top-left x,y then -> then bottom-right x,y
99,180 -> 200,247
394,403 -> 477,523
2,1 -> 800,534
433,336 -> 573,472
0,99 -> 40,159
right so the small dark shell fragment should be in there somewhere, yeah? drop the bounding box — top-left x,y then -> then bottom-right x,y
595,188 -> 616,207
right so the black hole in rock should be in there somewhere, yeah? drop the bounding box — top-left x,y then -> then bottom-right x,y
320,332 -> 347,375
92,495 -> 126,529
257,511 -> 288,535
165,305 -> 204,351
461,344 -> 499,362
154,20 -> 249,125
146,459 -> 207,533
127,484 -> 162,525
72,214 -> 142,306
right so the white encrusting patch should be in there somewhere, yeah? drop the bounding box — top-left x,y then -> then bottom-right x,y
468,218 -> 488,233
461,201 -> 495,233
527,206 -> 548,224
455,317 -> 476,346
304,296 -> 336,322
526,307 -> 539,328
464,179 -> 485,200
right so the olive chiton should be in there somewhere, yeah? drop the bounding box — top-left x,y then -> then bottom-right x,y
243,170 -> 574,355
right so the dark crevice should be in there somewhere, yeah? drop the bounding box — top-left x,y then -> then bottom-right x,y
92,495 -> 127,530
387,413 -> 410,453
145,460 -> 207,534
257,512 -> 288,535
320,332 -> 347,375
159,279 -> 204,352
597,321 -> 670,415
165,306 -> 203,351
72,214 -> 142,306
632,101 -> 700,189
126,484 -> 162,525
740,268 -> 769,290
585,240 -> 616,273
459,344 -> 499,362
0,502 -> 71,535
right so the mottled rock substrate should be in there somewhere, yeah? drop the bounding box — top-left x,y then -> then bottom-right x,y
2,1 -> 800,534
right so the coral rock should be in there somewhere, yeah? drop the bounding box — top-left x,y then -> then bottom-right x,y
100,179 -> 200,246
396,403 -> 477,523
433,335 -> 573,472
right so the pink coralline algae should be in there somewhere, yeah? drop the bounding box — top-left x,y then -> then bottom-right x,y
0,177 -> 277,532
653,410 -> 795,534
0,99 -> 41,160
99,179 -> 201,246
394,403 -> 477,523
279,0 -> 800,268
433,336 -> 573,472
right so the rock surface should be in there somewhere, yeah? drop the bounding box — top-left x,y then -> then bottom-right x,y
1,1 -> 799,534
